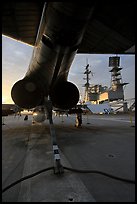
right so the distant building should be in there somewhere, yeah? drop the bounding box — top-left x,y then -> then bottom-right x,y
88,84 -> 108,104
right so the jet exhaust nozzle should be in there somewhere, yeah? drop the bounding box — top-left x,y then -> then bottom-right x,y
50,81 -> 79,110
11,79 -> 44,109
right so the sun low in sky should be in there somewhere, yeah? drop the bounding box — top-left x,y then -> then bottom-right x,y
2,35 -> 135,104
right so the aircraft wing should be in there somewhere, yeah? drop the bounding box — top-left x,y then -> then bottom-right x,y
2,104 -> 21,116
2,1 -> 135,54
2,1 -> 44,46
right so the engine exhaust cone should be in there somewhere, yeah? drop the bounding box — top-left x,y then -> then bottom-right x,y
11,79 -> 44,109
50,81 -> 79,110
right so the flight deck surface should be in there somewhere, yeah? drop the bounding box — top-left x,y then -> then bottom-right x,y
2,113 -> 135,202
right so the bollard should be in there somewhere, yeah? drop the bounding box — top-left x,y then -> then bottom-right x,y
129,114 -> 135,127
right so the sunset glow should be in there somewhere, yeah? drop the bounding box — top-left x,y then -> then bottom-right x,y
2,35 -> 135,104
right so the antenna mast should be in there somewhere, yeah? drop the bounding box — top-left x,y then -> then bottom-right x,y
83,59 -> 92,102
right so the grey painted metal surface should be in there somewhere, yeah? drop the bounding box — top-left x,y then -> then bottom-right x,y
2,2 -> 135,54
10,3 -> 94,109
2,113 -> 135,202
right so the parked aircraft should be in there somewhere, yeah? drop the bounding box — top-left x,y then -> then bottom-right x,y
2,1 -> 135,175
2,104 -> 22,117
2,2 -> 135,120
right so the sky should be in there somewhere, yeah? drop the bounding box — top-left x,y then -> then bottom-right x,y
2,35 -> 135,104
